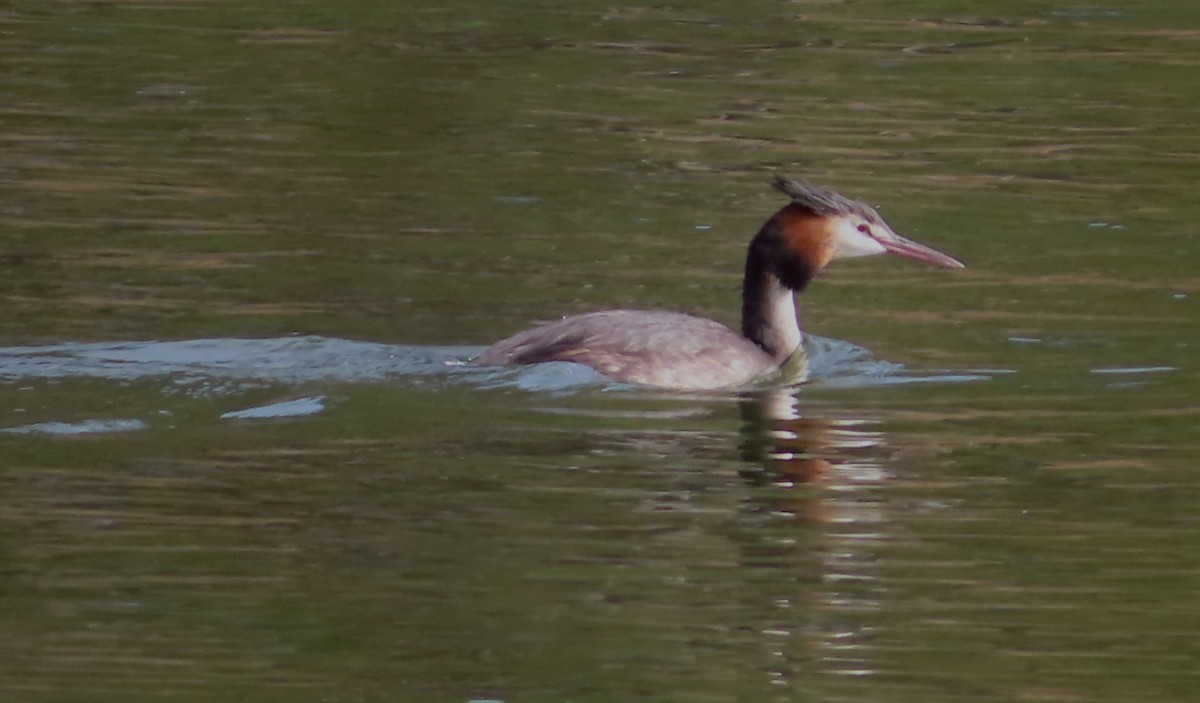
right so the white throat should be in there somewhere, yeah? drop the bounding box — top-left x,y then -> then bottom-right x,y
767,280 -> 803,355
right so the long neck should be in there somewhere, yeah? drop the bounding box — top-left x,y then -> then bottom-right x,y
741,235 -> 807,363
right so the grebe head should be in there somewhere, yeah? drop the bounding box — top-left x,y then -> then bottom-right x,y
770,176 -> 964,277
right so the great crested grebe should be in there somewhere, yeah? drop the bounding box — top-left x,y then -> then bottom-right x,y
475,176 -> 963,390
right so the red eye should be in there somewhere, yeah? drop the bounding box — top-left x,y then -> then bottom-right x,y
857,224 -> 870,234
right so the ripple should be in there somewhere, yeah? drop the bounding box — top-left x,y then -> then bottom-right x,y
0,336 -> 477,384
0,335 -> 987,395
1,418 -> 147,436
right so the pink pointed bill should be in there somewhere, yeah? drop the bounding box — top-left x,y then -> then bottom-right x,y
878,232 -> 964,269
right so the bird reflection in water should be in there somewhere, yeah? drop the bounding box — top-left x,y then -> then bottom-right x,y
736,389 -> 890,682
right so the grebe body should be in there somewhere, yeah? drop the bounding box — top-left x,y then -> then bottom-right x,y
475,177 -> 963,390
476,309 -> 773,389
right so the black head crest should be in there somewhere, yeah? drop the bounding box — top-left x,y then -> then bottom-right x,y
771,175 -> 885,225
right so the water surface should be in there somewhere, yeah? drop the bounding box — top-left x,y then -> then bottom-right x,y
2,1 -> 1199,701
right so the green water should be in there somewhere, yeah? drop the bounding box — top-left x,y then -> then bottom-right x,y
2,1 -> 1199,701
